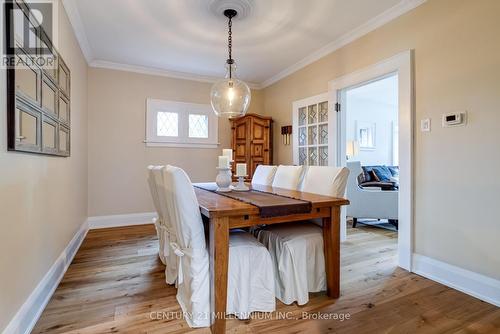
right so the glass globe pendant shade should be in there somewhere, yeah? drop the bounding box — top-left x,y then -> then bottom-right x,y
210,62 -> 251,118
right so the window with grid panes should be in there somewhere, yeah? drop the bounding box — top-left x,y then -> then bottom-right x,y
146,99 -> 218,148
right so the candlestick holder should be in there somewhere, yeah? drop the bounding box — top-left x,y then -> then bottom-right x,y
233,175 -> 249,191
216,167 -> 232,192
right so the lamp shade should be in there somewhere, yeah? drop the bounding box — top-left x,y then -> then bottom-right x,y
210,63 -> 251,118
346,140 -> 360,158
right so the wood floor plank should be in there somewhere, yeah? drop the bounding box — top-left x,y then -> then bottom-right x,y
32,223 -> 500,334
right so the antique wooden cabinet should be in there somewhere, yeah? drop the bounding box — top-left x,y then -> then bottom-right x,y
230,114 -> 273,180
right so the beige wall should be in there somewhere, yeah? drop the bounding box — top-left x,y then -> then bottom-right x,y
0,1 -> 88,331
261,0 -> 500,279
87,68 -> 263,217
2,2 -> 499,330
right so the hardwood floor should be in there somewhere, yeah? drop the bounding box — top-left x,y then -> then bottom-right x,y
32,224 -> 499,334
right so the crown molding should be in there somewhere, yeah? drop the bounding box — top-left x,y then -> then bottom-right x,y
63,0 -> 425,90
89,60 -> 262,89
61,0 -> 93,63
260,0 -> 427,88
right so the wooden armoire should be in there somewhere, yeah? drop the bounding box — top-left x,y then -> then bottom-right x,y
230,114 -> 273,180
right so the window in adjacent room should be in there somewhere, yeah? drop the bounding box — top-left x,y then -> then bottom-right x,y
146,99 -> 218,148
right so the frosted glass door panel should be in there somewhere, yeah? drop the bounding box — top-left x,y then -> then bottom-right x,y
296,101 -> 328,166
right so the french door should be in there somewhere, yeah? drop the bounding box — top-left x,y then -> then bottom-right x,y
292,93 -> 336,166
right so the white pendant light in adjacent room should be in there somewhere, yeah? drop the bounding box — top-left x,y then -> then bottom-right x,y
210,9 -> 251,118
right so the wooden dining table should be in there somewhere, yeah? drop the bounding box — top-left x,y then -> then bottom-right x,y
194,183 -> 349,334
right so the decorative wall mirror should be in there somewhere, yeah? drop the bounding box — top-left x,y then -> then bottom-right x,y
5,0 -> 71,157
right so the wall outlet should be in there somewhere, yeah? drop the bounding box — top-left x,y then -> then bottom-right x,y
421,118 -> 431,132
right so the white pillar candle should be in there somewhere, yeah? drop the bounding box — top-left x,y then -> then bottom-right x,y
222,149 -> 233,161
218,156 -> 229,168
236,163 -> 247,176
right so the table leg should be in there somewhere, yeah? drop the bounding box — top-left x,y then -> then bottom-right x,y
323,205 -> 341,298
209,216 -> 229,334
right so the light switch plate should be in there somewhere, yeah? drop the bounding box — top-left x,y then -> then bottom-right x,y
421,118 -> 431,132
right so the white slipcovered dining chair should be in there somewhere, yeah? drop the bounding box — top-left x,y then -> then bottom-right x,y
147,166 -> 167,265
251,165 -> 277,186
257,166 -> 349,305
271,165 -> 304,190
151,166 -> 179,285
163,165 -> 276,327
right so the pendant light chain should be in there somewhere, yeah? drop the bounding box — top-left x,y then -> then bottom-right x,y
227,15 -> 233,79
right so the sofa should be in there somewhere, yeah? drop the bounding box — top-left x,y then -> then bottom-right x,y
357,164 -> 399,190
346,161 -> 398,229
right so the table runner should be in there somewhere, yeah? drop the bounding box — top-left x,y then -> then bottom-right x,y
194,183 -> 312,218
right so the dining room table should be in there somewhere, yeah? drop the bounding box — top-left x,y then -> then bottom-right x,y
193,182 -> 349,334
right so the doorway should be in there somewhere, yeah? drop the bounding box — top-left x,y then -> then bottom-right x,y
329,51 -> 414,270
342,73 -> 399,232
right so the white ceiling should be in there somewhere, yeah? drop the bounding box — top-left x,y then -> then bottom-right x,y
63,0 -> 425,88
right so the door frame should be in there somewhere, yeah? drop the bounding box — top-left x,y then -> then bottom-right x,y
328,50 -> 415,270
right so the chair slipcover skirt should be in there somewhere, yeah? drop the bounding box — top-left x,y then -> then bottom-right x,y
174,231 -> 276,327
257,223 -> 325,305
164,166 -> 275,327
226,230 -> 275,318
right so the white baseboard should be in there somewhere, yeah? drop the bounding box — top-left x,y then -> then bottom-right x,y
3,213 -> 155,334
412,254 -> 500,307
3,220 -> 89,334
87,212 -> 156,229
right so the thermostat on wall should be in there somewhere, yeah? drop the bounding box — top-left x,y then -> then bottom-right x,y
442,112 -> 466,127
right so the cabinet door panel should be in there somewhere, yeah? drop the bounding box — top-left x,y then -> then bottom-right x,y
235,121 -> 247,140
231,115 -> 272,180
251,118 -> 268,143
235,143 -> 246,158
252,143 -> 264,158
250,117 -> 271,176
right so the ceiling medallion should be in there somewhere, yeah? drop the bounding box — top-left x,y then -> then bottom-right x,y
208,0 -> 254,21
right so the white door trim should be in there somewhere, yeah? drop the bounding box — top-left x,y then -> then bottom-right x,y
328,50 -> 415,270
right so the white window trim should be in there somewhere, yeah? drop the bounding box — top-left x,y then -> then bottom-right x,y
145,99 -> 219,148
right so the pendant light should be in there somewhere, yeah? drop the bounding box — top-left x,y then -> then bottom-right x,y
210,9 -> 251,118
